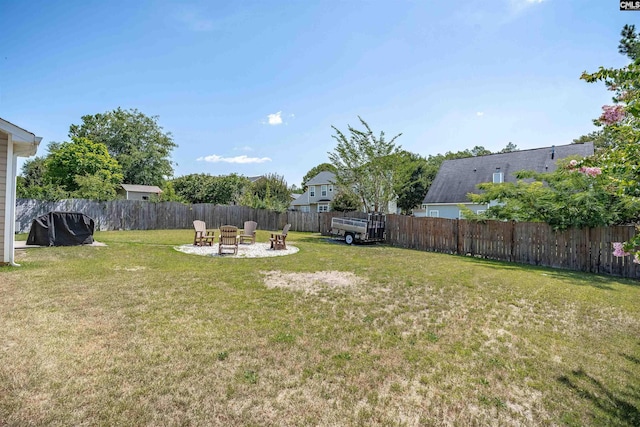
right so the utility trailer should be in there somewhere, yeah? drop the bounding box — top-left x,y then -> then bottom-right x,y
330,213 -> 386,245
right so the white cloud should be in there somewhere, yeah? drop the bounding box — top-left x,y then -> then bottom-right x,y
266,111 -> 283,125
197,155 -> 272,164
476,112 -> 484,117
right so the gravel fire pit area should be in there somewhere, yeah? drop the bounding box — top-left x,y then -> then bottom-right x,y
174,242 -> 299,258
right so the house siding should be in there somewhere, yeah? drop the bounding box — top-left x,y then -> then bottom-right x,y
123,191 -> 155,201
0,132 -> 8,262
419,203 -> 487,219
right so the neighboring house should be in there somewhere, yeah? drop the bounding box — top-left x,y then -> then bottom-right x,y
290,171 -> 337,212
118,184 -> 163,201
290,171 -> 399,214
1,118 -> 41,266
417,142 -> 595,219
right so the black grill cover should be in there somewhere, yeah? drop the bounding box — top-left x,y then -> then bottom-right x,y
26,211 -> 95,246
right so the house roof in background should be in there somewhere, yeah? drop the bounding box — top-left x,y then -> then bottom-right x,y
121,184 -> 163,193
423,142 -> 594,204
290,191 -> 308,206
306,171 -> 336,186
248,175 -> 264,182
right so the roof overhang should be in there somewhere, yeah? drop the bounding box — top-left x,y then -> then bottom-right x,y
0,118 -> 42,157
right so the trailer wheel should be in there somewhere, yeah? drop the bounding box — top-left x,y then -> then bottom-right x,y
345,233 -> 355,245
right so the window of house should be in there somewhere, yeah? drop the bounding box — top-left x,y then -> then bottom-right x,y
309,186 -> 315,197
317,204 -> 329,212
300,206 -> 310,213
429,210 -> 439,217
321,185 -> 327,196
493,172 -> 503,183
142,196 -> 149,201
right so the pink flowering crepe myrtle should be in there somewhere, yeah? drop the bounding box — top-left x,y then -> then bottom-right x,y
599,105 -> 625,125
566,159 -> 602,177
613,242 -> 640,264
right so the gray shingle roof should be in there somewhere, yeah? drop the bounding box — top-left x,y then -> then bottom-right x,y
423,142 -> 594,204
121,184 -> 163,193
305,171 -> 336,186
290,191 -> 309,206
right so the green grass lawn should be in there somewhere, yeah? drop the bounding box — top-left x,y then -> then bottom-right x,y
2,229 -> 639,426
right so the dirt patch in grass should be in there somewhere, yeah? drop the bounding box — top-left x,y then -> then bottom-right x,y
261,270 -> 366,294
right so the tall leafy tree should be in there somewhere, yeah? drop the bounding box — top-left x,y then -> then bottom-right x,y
328,117 -> 402,213
580,25 -> 640,197
579,24 -> 640,258
393,151 -> 430,214
44,136 -> 123,198
69,107 -> 177,186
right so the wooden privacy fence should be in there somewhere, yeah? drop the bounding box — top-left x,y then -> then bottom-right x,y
385,215 -> 640,279
15,199 -> 640,278
15,199 -> 347,234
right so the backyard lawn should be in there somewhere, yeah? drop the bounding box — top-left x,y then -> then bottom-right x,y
1,229 -> 639,426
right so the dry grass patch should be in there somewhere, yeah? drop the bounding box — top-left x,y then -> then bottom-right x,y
1,230 -> 639,426
261,270 -> 366,294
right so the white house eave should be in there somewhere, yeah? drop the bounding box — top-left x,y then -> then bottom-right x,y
13,136 -> 42,157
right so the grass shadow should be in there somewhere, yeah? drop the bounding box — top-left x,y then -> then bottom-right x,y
557,368 -> 640,426
387,247 -> 638,290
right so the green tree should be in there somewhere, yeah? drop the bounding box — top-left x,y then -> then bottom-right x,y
580,25 -> 640,197
465,159 -> 640,229
579,24 -> 640,258
211,174 -> 251,205
393,151 -> 430,214
470,145 -> 492,156
153,180 -> 185,203
45,136 -> 123,196
328,117 -> 402,213
330,189 -> 361,212
240,173 -> 290,212
618,24 -> 640,62
72,174 -> 119,201
172,173 -> 249,204
301,163 -> 337,190
172,174 -> 216,204
20,156 -> 48,189
69,107 -> 177,186
499,142 -> 518,153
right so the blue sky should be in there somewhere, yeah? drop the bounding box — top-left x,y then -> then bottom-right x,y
1,0 -> 636,188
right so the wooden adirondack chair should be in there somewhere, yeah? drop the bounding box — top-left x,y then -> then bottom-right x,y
193,220 -> 215,246
269,224 -> 291,250
218,225 -> 239,255
239,221 -> 258,244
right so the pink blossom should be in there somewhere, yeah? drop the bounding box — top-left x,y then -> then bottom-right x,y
569,160 -> 578,167
613,242 -> 630,257
578,166 -> 602,177
599,105 -> 625,125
